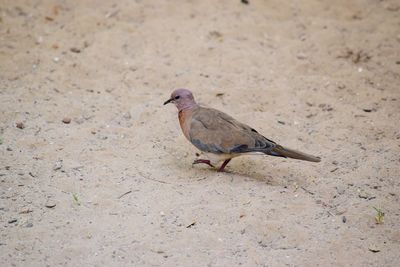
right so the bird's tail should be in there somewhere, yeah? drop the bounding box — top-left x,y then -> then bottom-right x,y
269,145 -> 321,162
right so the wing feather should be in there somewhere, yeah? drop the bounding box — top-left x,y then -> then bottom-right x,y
189,107 -> 276,154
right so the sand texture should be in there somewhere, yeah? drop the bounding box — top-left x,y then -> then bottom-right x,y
1,0 -> 400,266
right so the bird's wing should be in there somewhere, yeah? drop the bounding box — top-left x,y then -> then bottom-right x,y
188,107 -> 277,154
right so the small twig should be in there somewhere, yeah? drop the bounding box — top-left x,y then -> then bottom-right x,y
19,209 -> 33,214
105,9 -> 120,18
301,186 -> 315,195
72,193 -> 80,205
34,127 -> 42,136
138,171 -> 171,184
117,190 -> 132,199
186,221 -> 196,228
142,176 -> 170,184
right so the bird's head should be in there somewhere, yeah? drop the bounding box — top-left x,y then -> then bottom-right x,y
164,89 -> 197,111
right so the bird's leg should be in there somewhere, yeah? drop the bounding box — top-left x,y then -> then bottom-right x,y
193,159 -> 215,168
217,159 -> 231,172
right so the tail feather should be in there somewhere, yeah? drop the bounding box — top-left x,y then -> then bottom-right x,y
270,145 -> 321,162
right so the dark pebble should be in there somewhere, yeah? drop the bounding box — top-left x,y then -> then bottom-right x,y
45,202 -> 56,208
363,108 -> 375,112
70,47 -> 81,53
16,122 -> 25,129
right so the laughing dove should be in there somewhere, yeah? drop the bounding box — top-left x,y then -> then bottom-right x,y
164,89 -> 320,172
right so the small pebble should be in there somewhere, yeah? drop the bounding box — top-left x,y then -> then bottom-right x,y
368,246 -> 380,253
123,112 -> 132,120
70,47 -> 81,53
16,122 -> 25,129
297,53 -> 307,60
45,202 -> 56,208
342,216 -> 347,223
36,36 -> 43,44
62,117 -> 71,124
363,108 -> 376,113
336,185 -> 346,195
53,160 -> 63,171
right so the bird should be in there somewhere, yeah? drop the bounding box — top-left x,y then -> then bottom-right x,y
164,89 -> 321,172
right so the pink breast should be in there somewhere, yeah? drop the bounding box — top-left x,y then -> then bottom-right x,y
178,110 -> 191,140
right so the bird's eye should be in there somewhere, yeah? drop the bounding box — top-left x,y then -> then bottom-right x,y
174,95 -> 180,99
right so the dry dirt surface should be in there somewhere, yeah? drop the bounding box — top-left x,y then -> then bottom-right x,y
1,0 -> 400,266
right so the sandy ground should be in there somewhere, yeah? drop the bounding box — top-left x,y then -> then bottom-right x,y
1,0 -> 400,266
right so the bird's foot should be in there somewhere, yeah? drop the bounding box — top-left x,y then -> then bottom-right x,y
192,159 -> 215,168
217,159 -> 231,172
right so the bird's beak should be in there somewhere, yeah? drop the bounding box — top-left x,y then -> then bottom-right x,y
163,98 -> 173,105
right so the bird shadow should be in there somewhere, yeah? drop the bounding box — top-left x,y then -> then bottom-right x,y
191,163 -> 292,187
224,169 -> 287,186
